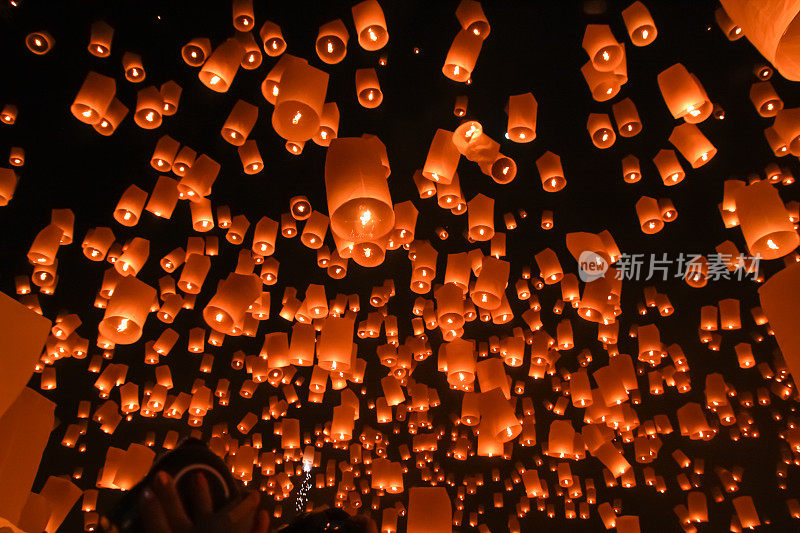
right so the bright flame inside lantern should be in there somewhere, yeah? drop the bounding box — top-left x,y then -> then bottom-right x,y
209,75 -> 220,85
117,318 -> 129,332
359,207 -> 373,226
292,111 -> 302,124
767,239 -> 779,250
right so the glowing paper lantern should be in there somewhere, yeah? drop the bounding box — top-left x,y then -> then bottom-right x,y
316,19 -> 349,64
467,194 -> 494,241
232,0 -> 254,31
720,0 -> 800,81
734,180 -> 799,259
621,2 -> 657,46
750,81 -> 783,117
352,0 -> 388,51
657,64 -> 711,123
272,61 -> 329,142
26,31 -> 54,54
356,68 -> 383,108
668,123 -> 717,168
506,93 -> 537,142
423,129 -> 460,185
89,20 -> 113,57
456,0 -> 490,38
587,113 -> 616,149
612,98 -> 642,137
536,151 -> 566,192
199,37 -> 244,92
98,276 -> 155,344
181,38 -> 211,67
583,24 -> 623,71
325,137 -> 394,246
221,100 -> 258,146
71,71 -> 115,125
133,86 -> 163,129
178,154 -> 220,200
93,97 -> 128,135
443,29 -> 482,82
203,273 -> 261,333
113,185 -> 147,226
259,21 -> 286,56
653,149 -> 685,186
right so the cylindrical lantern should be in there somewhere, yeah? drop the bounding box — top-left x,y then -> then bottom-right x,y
352,0 -> 388,51
316,19 -> 349,64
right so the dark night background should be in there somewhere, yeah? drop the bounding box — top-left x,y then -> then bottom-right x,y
0,0 -> 798,531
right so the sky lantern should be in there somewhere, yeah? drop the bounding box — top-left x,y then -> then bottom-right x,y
612,98 -> 642,137
221,99 -> 258,146
621,2 -> 657,46
26,31 -> 54,55
423,129 -> 460,185
506,93 -> 537,143
352,0 -> 389,51
182,38 -> 211,67
720,0 -> 800,81
668,123 -> 717,168
88,20 -> 113,57
71,71 -> 115,125
734,180 -> 799,259
443,29 -> 483,82
356,68 -> 383,108
160,81 -> 182,115
582,24 -> 624,72
657,64 -> 712,123
199,37 -> 244,92
98,276 -> 155,344
316,19 -> 349,64
326,137 -> 394,246
536,151 -> 566,192
272,60 -> 329,142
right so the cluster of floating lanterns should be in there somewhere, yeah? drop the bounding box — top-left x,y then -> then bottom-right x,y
2,0 -> 800,531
